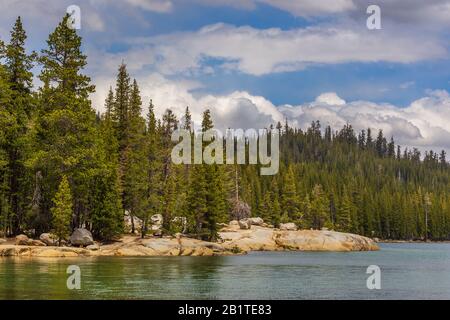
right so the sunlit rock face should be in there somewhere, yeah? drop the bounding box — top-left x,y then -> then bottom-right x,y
1,220 -> 378,257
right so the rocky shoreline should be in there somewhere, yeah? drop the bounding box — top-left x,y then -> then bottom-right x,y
0,222 -> 378,257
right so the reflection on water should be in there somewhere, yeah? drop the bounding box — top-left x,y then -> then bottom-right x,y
1,243 -> 450,300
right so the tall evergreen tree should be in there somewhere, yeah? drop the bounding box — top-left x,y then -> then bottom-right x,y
183,106 -> 192,132
281,165 -> 300,223
0,65 -> 14,236
336,188 -> 354,232
308,184 -> 329,229
51,176 -> 72,246
32,15 -> 122,237
112,63 -> 131,152
104,86 -> 114,121
139,100 -> 162,237
123,79 -> 147,234
2,17 -> 36,234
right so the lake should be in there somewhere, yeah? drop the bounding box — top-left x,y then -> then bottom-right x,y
0,243 -> 449,300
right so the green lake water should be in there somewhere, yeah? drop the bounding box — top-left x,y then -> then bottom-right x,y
1,243 -> 449,300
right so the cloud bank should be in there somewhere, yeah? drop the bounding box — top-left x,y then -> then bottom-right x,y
113,23 -> 446,76
91,73 -> 450,154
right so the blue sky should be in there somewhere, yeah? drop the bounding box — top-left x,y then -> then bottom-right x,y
1,0 -> 450,152
101,1 -> 448,107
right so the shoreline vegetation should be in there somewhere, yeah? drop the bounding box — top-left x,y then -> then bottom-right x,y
1,14 -> 449,250
0,219 -> 378,258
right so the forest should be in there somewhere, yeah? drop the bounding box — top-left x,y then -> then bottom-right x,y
1,15 -> 449,243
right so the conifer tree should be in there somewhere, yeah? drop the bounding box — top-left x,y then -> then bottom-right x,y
112,63 -> 131,152
33,15 -> 120,236
105,86 -> 114,121
183,106 -> 192,132
2,17 -> 36,234
281,165 -> 300,223
123,79 -> 147,234
271,179 -> 282,227
90,169 -> 123,240
51,176 -> 72,246
186,164 -> 209,236
201,109 -> 213,131
39,15 -> 94,103
336,188 -> 353,232
139,100 -> 162,237
0,65 -> 14,236
259,191 -> 273,223
308,184 -> 329,229
159,109 -> 178,233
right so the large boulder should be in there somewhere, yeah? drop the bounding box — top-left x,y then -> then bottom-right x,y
279,223 -> 298,231
220,226 -> 279,252
15,234 -> 29,246
150,214 -> 164,236
151,214 -> 163,226
248,217 -> 264,226
275,230 -> 379,251
0,239 -> 6,245
39,233 -> 57,246
70,228 -> 94,247
124,212 -> 143,234
238,219 -> 252,230
219,226 -> 379,252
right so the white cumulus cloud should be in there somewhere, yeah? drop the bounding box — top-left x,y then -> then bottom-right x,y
91,70 -> 450,154
116,23 -> 446,76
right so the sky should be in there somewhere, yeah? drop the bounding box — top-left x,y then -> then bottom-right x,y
0,0 -> 450,153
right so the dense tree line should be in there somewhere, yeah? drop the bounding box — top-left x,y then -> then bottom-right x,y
1,16 -> 449,242
248,122 -> 450,240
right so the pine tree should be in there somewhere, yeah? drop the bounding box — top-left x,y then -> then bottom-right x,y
439,150 -> 447,167
200,110 -> 224,240
376,130 -> 387,157
186,165 -> 208,236
271,180 -> 282,227
160,109 -> 178,233
0,65 -> 14,236
183,106 -> 192,132
281,165 -> 300,223
336,188 -> 353,232
366,128 -> 373,150
309,184 -> 329,230
147,100 -> 157,133
259,191 -> 273,223
112,63 -> 131,152
2,17 -> 36,234
387,137 -> 395,158
90,168 -> 123,240
101,89 -> 119,163
129,79 -> 142,119
122,79 -> 147,234
4,17 -> 36,94
139,100 -> 162,237
201,109 -> 213,131
33,15 -> 116,235
51,176 -> 72,246
39,15 -> 94,103
105,86 -> 114,121
184,109 -> 227,240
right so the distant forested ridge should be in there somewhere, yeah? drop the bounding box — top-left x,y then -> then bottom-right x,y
0,16 -> 449,242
